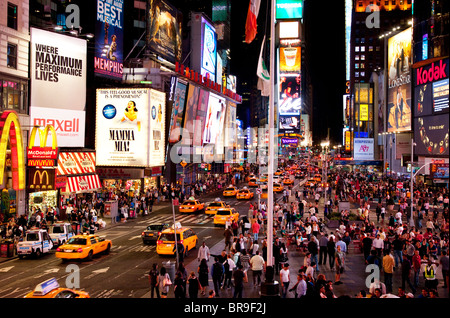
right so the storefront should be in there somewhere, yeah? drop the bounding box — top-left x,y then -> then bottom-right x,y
56,151 -> 101,213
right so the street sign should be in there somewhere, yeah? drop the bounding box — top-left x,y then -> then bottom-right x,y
397,182 -> 403,189
173,199 -> 179,206
180,161 -> 187,167
256,188 -> 262,195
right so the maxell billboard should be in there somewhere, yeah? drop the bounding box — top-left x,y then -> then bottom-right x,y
30,28 -> 86,147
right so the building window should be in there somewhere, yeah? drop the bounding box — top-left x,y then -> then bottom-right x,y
7,3 -> 18,30
355,63 -> 359,69
369,46 -> 374,52
7,43 -> 17,69
361,71 -> 366,77
361,55 -> 366,60
355,72 -> 360,77
0,79 -> 28,113
360,63 -> 365,69
361,46 -> 366,52
355,55 -> 360,60
355,46 -> 360,52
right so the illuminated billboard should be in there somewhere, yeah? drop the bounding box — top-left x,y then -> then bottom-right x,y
276,0 -> 303,19
30,28 -> 87,147
415,114 -> 449,156
183,84 -> 209,146
147,0 -> 183,63
203,93 -> 227,145
201,19 -> 217,82
95,88 -> 165,167
279,76 -> 301,115
279,47 -> 301,74
387,27 -> 412,132
168,78 -> 187,144
190,13 -> 217,84
94,0 -> 124,80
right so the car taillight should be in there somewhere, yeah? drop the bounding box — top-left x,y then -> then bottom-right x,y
77,248 -> 83,253
56,247 -> 61,252
158,232 -> 161,236
157,240 -> 162,245
179,240 -> 183,244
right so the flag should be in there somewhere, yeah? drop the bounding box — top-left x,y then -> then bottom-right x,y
245,0 -> 261,44
257,36 -> 270,96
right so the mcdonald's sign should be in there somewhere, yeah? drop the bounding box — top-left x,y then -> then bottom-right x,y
28,168 -> 55,192
27,125 -> 58,167
0,111 -> 26,190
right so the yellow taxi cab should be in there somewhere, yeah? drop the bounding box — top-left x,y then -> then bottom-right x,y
223,186 -> 238,197
273,183 -> 284,192
156,224 -> 198,256
179,199 -> 205,213
248,178 -> 258,187
205,200 -> 229,215
283,178 -> 294,185
236,188 -> 254,200
24,278 -> 90,298
275,169 -> 283,176
314,174 -> 322,183
306,179 -> 316,187
214,208 -> 239,226
246,174 -> 256,182
55,234 -> 112,262
259,175 -> 268,182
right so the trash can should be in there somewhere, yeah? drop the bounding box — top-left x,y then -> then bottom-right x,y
0,242 -> 7,258
162,261 -> 176,282
6,241 -> 14,257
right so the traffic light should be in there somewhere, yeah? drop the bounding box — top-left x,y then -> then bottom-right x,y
385,162 -> 390,170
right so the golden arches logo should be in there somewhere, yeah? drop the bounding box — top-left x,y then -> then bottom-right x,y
0,111 -> 26,190
28,125 -> 58,149
30,170 -> 53,190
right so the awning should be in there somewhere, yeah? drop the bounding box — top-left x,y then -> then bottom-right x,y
65,174 -> 102,193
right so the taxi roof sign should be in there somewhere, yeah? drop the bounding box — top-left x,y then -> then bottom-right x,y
171,222 -> 182,229
33,278 -> 59,296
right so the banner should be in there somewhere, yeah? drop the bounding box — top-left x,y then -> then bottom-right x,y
387,27 -> 412,132
147,0 -> 182,63
353,138 -> 374,160
94,0 -> 124,80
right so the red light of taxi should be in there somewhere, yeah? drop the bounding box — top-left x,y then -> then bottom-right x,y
56,247 -> 61,252
77,248 -> 83,253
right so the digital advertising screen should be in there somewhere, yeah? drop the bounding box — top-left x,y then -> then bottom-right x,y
276,0 -> 303,19
183,84 -> 200,145
415,114 -> 449,156
94,0 -> 124,80
168,79 -> 187,144
203,93 -> 226,145
193,89 -> 210,146
387,27 -> 412,132
201,19 -> 217,82
433,78 -> 449,113
279,76 -> 301,115
279,115 -> 300,134
279,47 -> 301,74
147,0 -> 183,63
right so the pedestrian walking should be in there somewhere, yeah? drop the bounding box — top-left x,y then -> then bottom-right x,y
148,263 -> 160,298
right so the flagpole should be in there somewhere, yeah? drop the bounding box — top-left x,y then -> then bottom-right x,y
267,0 -> 275,270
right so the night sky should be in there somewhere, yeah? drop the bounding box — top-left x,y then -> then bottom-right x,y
230,0 -> 346,145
